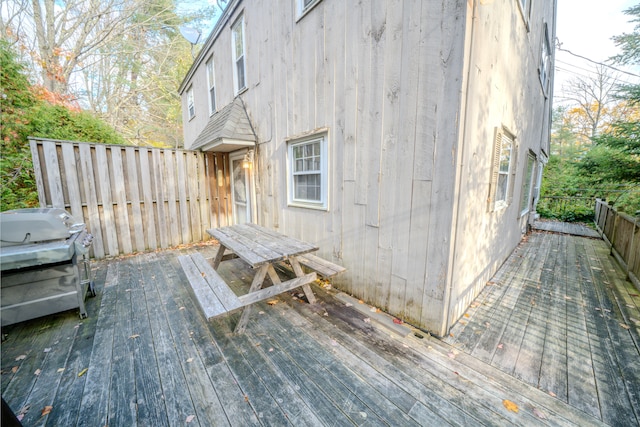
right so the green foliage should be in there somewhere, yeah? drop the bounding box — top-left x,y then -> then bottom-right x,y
0,40 -> 124,212
540,4 -> 640,220
29,104 -> 125,144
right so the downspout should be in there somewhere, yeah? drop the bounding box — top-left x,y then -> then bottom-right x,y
440,0 -> 477,337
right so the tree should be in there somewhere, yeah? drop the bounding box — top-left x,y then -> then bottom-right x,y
0,40 -> 124,211
2,0 -> 216,147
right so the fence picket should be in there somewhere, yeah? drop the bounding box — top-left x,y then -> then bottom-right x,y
28,138 -> 229,259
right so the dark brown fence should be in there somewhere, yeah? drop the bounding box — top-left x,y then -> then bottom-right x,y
595,199 -> 640,288
29,138 -> 232,259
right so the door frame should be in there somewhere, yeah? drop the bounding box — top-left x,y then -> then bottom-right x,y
229,149 -> 256,224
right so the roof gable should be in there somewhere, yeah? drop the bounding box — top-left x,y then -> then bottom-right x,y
191,97 -> 256,152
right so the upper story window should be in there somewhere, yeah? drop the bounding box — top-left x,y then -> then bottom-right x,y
206,58 -> 216,115
297,0 -> 322,18
287,133 -> 328,210
488,127 -> 517,212
187,86 -> 195,120
539,24 -> 552,95
231,16 -> 246,94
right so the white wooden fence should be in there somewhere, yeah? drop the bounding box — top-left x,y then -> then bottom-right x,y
595,199 -> 640,288
29,138 -> 232,259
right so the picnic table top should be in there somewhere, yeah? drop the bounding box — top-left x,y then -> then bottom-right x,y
207,223 -> 318,268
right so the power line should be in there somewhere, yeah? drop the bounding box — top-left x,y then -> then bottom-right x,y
555,41 -> 640,78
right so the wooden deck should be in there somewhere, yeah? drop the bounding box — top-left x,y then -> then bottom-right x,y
1,228 -> 637,426
445,228 -> 640,426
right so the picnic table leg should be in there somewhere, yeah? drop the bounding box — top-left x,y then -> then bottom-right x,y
234,264 -> 269,334
289,258 -> 317,304
212,245 -> 226,269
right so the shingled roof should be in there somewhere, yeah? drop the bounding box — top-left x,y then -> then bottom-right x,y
191,97 -> 256,152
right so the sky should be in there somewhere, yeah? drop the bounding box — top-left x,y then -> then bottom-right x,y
554,0 -> 640,99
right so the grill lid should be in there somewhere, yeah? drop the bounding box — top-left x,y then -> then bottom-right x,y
0,208 -> 85,247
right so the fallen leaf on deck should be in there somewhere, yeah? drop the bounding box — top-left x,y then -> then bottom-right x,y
449,333 -> 454,337
464,313 -> 470,318
363,318 -> 371,323
548,391 -> 556,397
345,302 -> 353,307
497,343 -> 504,349
267,300 -> 278,306
41,406 -> 53,416
129,334 -> 140,339
186,358 -> 194,363
448,352 -> 456,359
629,294 -> 638,297
268,348 -> 274,352
258,311 -> 265,315
370,306 -> 378,312
502,400 -> 519,413
485,322 -> 491,328
12,366 -> 19,373
34,369 -> 41,376
595,307 -> 601,311
16,355 -> 26,361
78,368 -> 88,377
564,296 -> 571,300
393,318 -> 403,324
201,272 -> 206,277
244,395 -> 249,403
44,348 -> 51,353
533,407 -> 547,419
620,323 -> 630,330
186,414 -> 195,423
179,306 -> 186,310
57,368 -> 65,373
358,300 -> 364,304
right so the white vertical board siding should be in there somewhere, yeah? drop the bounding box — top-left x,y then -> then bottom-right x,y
216,0 -> 468,334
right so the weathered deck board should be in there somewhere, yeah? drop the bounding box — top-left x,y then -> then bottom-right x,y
446,230 -> 640,426
2,230 -> 635,426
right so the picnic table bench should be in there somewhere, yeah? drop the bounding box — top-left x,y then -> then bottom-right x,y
179,223 -> 345,334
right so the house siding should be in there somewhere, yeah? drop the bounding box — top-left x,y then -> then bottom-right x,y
180,0 -> 555,336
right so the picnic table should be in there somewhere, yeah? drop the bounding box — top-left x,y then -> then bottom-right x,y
179,223 -> 344,334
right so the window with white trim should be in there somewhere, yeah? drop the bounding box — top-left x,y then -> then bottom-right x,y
520,152 -> 536,215
488,127 -> 517,211
231,16 -> 246,93
297,0 -> 321,18
187,86 -> 195,120
206,58 -> 216,115
539,24 -> 552,94
288,134 -> 328,210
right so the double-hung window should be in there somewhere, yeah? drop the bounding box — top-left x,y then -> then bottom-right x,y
232,16 -> 246,93
206,58 -> 216,115
187,86 -> 195,120
539,24 -> 552,95
288,134 -> 328,210
488,127 -> 517,211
